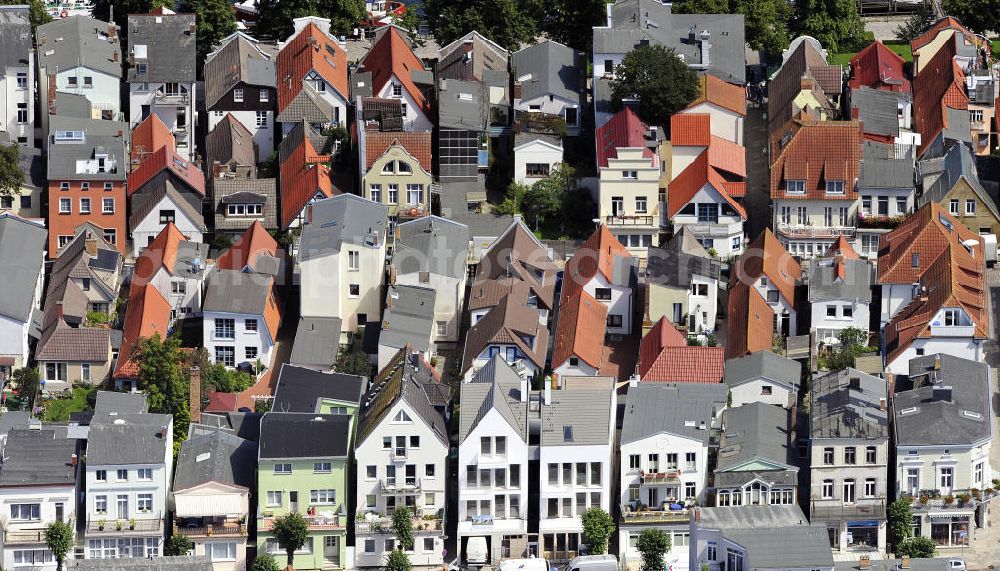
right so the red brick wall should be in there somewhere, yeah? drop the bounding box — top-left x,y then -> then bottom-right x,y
47,180 -> 127,258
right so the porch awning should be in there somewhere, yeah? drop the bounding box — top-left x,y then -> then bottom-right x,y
175,494 -> 246,518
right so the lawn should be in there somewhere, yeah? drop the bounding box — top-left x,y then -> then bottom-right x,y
827,41 -> 913,67
43,386 -> 96,421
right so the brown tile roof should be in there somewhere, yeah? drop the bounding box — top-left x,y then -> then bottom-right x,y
358,26 -> 430,115
364,131 -> 432,173
913,41 -> 968,156
877,202 -> 983,284
562,224 -> 633,301
770,120 -> 862,201
688,74 -> 746,116
276,22 -> 349,112
671,113 -> 711,146
35,320 -> 110,363
551,288 -> 607,370
768,39 -> 841,136
732,228 -> 801,305
638,316 -> 724,382
215,221 -> 278,272
474,219 -> 558,310
725,282 -> 775,359
205,113 -> 257,170
130,113 -> 174,166
462,284 -> 550,373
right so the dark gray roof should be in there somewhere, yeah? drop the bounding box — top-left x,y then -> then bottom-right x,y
380,285 -> 435,353
918,141 -> 1000,220
438,179 -> 515,237
724,526 -> 835,569
860,143 -> 915,189
88,413 -> 172,465
621,383 -> 726,445
272,364 -> 366,413
850,87 -> 904,138
54,92 -> 95,119
646,243 -> 721,288
213,178 -> 278,231
512,40 -> 584,104
173,429 -> 256,491
393,216 -> 470,280
943,107 -> 972,145
204,32 -> 275,109
298,194 -> 388,262
697,504 -> 810,529
725,351 -> 802,390
438,79 -> 488,130
17,140 -> 43,190
538,379 -> 615,446
0,429 -> 77,486
276,87 -> 335,123
190,412 -> 262,442
357,347 -> 449,447
127,12 -> 196,83
47,116 -> 129,181
202,268 -> 274,318
289,316 -> 342,369
0,216 -> 46,323
37,16 -> 122,78
93,390 -> 148,417
0,412 -> 31,437
895,354 -> 992,446
0,7 -> 30,69
259,413 -> 350,459
806,257 -> 873,303
67,556 -> 214,570
835,558 -> 952,571
810,368 -> 888,439
716,402 -> 797,485
460,355 -> 528,442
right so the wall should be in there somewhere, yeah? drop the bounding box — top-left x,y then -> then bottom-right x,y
53,68 -> 121,117
39,358 -> 112,385
810,299 -> 871,343
47,180 -> 127,258
682,103 -> 743,145
940,178 -> 1000,235
538,443 -> 612,535
581,271 -> 632,335
393,272 -> 466,347
885,338 -> 984,375
896,441 -> 992,496
513,140 -> 563,185
0,482 -> 76,571
670,144 -> 705,179
132,192 -> 203,256
1,61 -> 34,144
729,378 -> 794,409
375,75 -> 433,132
202,310 -> 275,369
207,109 -> 275,162
299,238 -> 385,335
128,81 -> 196,160
361,145 -> 433,213
671,186 -> 745,257
552,357 -> 599,379
880,283 -> 915,324
0,301 -> 31,367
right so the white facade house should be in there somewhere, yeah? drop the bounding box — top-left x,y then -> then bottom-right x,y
807,242 -> 873,347
202,279 -> 279,370
562,224 -> 637,336
513,135 -> 564,185
355,349 -> 449,568
645,230 -> 722,336
277,17 -> 350,134
511,40 -> 584,136
132,223 -> 207,319
130,190 -> 206,257
0,7 -> 34,145
723,351 -> 802,409
0,215 -> 46,372
668,175 -> 747,258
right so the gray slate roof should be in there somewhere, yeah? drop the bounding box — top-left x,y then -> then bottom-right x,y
895,354 -> 992,446
204,32 -> 275,109
205,114 -> 256,171
93,390 -> 148,417
716,402 -> 797,486
259,413 -> 350,459
88,413 -> 172,465
16,140 -> 44,190
173,429 -> 256,491
512,40 -> 584,104
0,216 -> 46,323
298,194 -> 388,262
0,7 -> 30,68
47,116 -> 129,181
203,268 -> 274,318
439,79 -> 488,130
66,556 -> 214,571
0,429 -> 77,486
129,178 -> 207,232
460,355 -> 528,442
54,92 -> 94,119
37,16 -> 122,78
724,351 -> 802,390
276,87 -> 335,123
127,13 -> 196,83
918,141 -> 1000,220
357,347 -> 449,447
394,215 -> 470,280
860,141 -> 915,189
272,363 -> 366,413
289,316 -> 342,369
697,504 -> 810,529
646,241 -> 721,288
810,368 -> 888,439
806,257 -> 873,303
538,379 -> 614,446
621,383 -> 726,445
213,178 -> 278,231
725,525 -> 835,569
380,285 -> 436,353
849,86 -> 905,138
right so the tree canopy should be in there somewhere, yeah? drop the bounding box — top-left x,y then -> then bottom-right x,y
44,521 -> 74,571
165,534 -> 193,556
611,44 -> 699,128
636,528 -> 671,571
255,0 -> 365,40
423,0 -> 536,52
580,508 -> 615,554
251,553 -> 282,571
0,143 -> 24,200
887,499 -> 914,548
386,549 -> 412,571
0,0 -> 50,29
134,334 -> 191,443
391,506 -> 414,551
793,0 -> 872,53
896,535 -> 937,558
542,0 -> 608,53
271,512 -> 310,567
179,0 -> 237,71
11,367 -> 39,412
941,0 -> 1000,35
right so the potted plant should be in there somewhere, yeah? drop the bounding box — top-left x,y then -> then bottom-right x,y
986,487 -> 995,496
971,488 -> 982,500
129,518 -> 136,530
957,493 -> 971,506
97,518 -> 106,531
918,495 -> 929,506
943,495 -> 955,506
115,520 -> 123,531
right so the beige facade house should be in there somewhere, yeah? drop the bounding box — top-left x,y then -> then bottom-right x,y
361,130 -> 433,227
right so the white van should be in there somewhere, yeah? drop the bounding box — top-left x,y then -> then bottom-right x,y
466,537 -> 489,565
563,554 -> 619,571
498,558 -> 550,571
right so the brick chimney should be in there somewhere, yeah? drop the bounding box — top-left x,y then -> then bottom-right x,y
47,72 -> 58,116
189,366 -> 201,423
85,234 -> 98,257
55,301 -> 64,321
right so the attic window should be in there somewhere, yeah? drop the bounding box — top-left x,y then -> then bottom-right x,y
939,212 -> 954,232
325,44 -> 337,57
825,180 -> 845,195
195,452 -> 210,462
787,180 -> 805,194
563,426 -> 574,442
963,410 -> 983,420
393,410 -> 412,422
899,407 -> 918,416
684,420 -> 696,427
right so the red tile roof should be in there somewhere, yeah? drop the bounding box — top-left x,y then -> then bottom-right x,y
113,283 -> 172,379
205,391 -> 238,412
638,316 -> 724,382
911,16 -> 976,54
596,107 -> 656,169
364,131 -> 432,173
848,41 -> 911,93
132,222 -> 187,287
276,22 -> 349,113
670,113 -> 711,146
131,113 -> 175,165
667,151 -> 747,219
359,26 -> 431,115
128,145 -> 206,197
552,289 -> 608,370
562,224 -> 633,300
913,41 -> 968,155
215,221 -> 278,272
725,282 -> 774,359
770,120 -> 862,201
707,135 -> 746,178
733,228 -> 800,305
280,134 -> 335,228
825,235 -> 860,259
687,74 -> 746,116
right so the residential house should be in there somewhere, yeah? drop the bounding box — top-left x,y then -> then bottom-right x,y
876,203 -> 988,374
636,316 -> 724,383
714,402 -> 798,508
0,429 -> 79,571
0,7 -> 33,145
457,356 -> 529,564
131,111 -> 174,166
85,405 -> 174,559
513,133 -> 563,185
910,16 -> 981,75
437,31 -> 508,82
354,347 -> 450,568
128,143 -> 207,254
771,120 -> 863,258
204,113 -> 257,182
511,40 -> 584,135
355,26 -> 433,132
172,429 -> 257,571
679,74 -> 747,145
256,413 -> 350,570
725,281 -> 775,359
551,287 -> 608,378
36,229 -> 121,388
810,368 -> 889,555
36,15 -> 122,136
689,505 -> 835,571
126,9 -> 197,159
848,41 -> 911,95
894,354 -> 992,550
0,215 -> 45,373
391,216 -> 470,348
46,116 -> 129,256
205,32 -> 277,161
596,107 -> 660,256
644,229 -> 722,335
768,37 -> 841,145
298,194 -> 387,337
0,131 -> 42,217
212,178 -> 279,239
669,111 -> 747,181
276,18 -> 349,133
202,223 -> 281,370
278,120 -> 336,229
591,0 -> 745,128
436,78 -> 490,183
912,40 -> 968,159
965,67 -> 996,155
918,142 -> 1000,236
470,217 -> 558,319
849,87 -> 919,159
724,351 -> 802,409
807,237 -> 873,347
563,224 -> 637,336
271,364 -> 365,431
288,317 -> 342,372
359,130 -> 433,222
856,141 -> 916,258
376,284 -> 436,371
618,383 -> 727,571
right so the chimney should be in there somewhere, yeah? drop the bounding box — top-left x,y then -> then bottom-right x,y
47,72 -> 57,116
934,355 -> 941,370
55,301 -> 64,321
699,29 -> 711,67
520,377 -> 528,403
513,82 -> 522,100
932,385 -> 953,403
543,383 -> 551,406
189,366 -> 202,423
879,397 -> 887,411
85,235 -> 98,257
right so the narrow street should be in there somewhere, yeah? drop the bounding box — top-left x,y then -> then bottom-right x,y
743,100 -> 772,241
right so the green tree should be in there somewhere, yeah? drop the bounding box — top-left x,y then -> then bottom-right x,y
611,44 -> 700,129
837,326 -> 868,349
391,506 -> 414,551
887,499 -> 914,548
203,362 -> 255,393
335,349 -> 371,376
0,143 -> 24,200
423,0 -> 537,52
893,1 -> 933,43
0,0 -> 51,30
941,0 -> 1000,35
11,367 -> 39,412
91,0 -> 156,31
495,181 -> 529,216
674,0 -> 791,55
271,512 -> 310,567
133,334 -> 191,442
896,535 -> 936,558
180,0 -> 237,72
793,0 -> 872,53
43,521 -> 73,571
317,0 -> 366,37
636,528 -> 671,571
386,548 -> 412,571
165,534 -> 193,556
542,0 -> 607,52
395,5 -> 425,47
251,553 -> 282,571
580,508 -> 615,554
254,0 -> 315,40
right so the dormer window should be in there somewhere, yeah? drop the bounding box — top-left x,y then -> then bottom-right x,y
136,63 -> 147,75
233,88 -> 244,102
787,180 -> 805,194
826,180 -> 845,195
943,308 -> 961,326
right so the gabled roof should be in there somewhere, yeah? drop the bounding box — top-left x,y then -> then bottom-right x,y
437,30 -> 509,82
278,121 -> 335,228
259,413 -> 350,459
0,216 -> 46,324
272,363 -> 366,413
848,41 -> 910,93
638,316 -> 724,383
131,222 -> 205,287
128,145 -> 206,197
393,215 -> 470,280
213,179 -> 278,231
358,26 -> 430,114
671,113 -> 711,147
717,402 -> 796,473
112,283 -> 171,379
204,32 -> 275,109
215,221 -> 278,273
276,21 -> 349,112
561,224 -> 637,300
725,282 -> 775,359
126,11 -> 196,83
462,285 -> 550,373
732,228 -> 800,304
895,354 -> 991,446
911,16 -> 977,54
913,40 -> 968,156
203,269 -> 281,337
621,383 -> 727,445
459,355 -> 527,442
826,235 -> 860,259
850,86 -> 907,139
687,73 -> 747,116
877,201 -> 984,284
668,150 -> 747,219
37,16 -> 122,79
725,351 -> 802,390
768,38 -> 841,135
807,255 -> 873,303
131,113 -> 175,165
364,131 -> 432,173
918,142 -> 999,222
473,218 -> 558,309
357,347 -> 449,447
771,120 -> 862,200
129,178 -> 207,233
205,113 -> 256,170
297,194 -> 387,261
552,289 -> 607,370
173,429 -> 256,491
810,368 -> 887,439
512,39 -> 584,104
596,107 -> 656,169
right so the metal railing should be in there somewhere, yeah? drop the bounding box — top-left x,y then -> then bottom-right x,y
605,215 -> 655,226
776,222 -> 856,239
261,512 -> 343,531
620,505 -> 690,524
640,471 -> 682,484
356,512 -> 443,534
87,514 -> 162,534
810,499 -> 886,520
173,521 -> 245,538
152,92 -> 190,105
381,478 -> 421,493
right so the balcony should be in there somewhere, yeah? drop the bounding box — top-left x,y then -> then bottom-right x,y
153,91 -> 190,105
87,514 -> 162,535
810,498 -> 886,521
857,214 -> 906,230
173,517 -> 246,538
620,504 -> 690,525
605,215 -> 655,227
3,528 -> 49,545
680,221 -> 742,237
355,510 -> 443,534
640,470 -> 682,485
261,512 -> 344,532
776,222 -> 856,239
381,478 -> 421,494
903,489 -> 995,512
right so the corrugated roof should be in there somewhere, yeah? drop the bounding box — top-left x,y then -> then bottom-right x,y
913,40 -> 968,156
278,121 -> 336,228
128,145 -> 206,197
687,73 -> 747,115
771,120 -> 862,201
731,228 -> 800,304
131,113 -> 175,165
365,131 -> 432,173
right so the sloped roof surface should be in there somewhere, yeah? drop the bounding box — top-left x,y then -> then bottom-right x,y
37,16 -> 122,78
359,26 -> 430,114
552,289 -> 607,370
596,107 -> 655,169
127,12 -> 196,82
638,316 -> 724,382
512,39 -> 583,104
276,22 -> 349,111
205,32 -> 275,109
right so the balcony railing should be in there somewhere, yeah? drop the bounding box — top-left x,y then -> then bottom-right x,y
153,92 -> 190,105
681,222 -> 741,237
640,471 -> 682,485
857,214 -> 906,230
605,215 -> 655,227
3,528 -> 49,544
810,499 -> 886,521
620,505 -> 690,524
87,514 -> 162,535
381,478 -> 421,493
776,222 -> 856,239
261,512 -> 343,532
173,520 -> 246,538
355,511 -> 443,534
901,489 -> 995,511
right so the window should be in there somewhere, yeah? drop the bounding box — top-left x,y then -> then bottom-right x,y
897,196 -> 908,214
171,281 -> 186,295
256,111 -> 267,127
96,470 -> 107,482
824,207 -> 833,227
975,462 -> 984,484
19,195 -> 30,209
797,206 -> 807,225
786,180 -> 805,194
68,76 -> 79,87
137,493 -> 153,512
691,283 -> 708,296
388,185 -> 399,204
950,199 -> 960,215
423,537 -> 435,552
607,314 -> 623,328
366,465 -> 377,479
349,284 -> 360,297
266,491 -> 282,507
245,347 -> 258,360
943,308 -> 960,326
760,385 -> 772,396
843,305 -> 853,318
436,321 -> 447,335
426,464 -> 435,478
138,468 -> 152,480
707,545 -> 717,561
102,197 -> 114,213
822,480 -> 834,499
392,83 -> 402,97
845,447 -> 856,464
16,72 -> 26,89
940,467 -> 954,488
10,504 -> 40,521
629,454 -> 640,471
780,206 -> 792,224
310,489 -> 336,504
697,203 -> 718,223
116,469 -> 128,481
260,90 -> 269,102
685,482 -> 697,499
12,549 -> 51,565
827,305 -> 837,317
233,88 -> 244,102
243,318 -> 258,333
861,195 -> 872,215
410,435 -> 420,448
59,197 -> 71,214
158,209 -> 175,223
635,196 -> 648,213
864,478 -> 877,497
16,103 -> 27,123
685,452 -> 696,470
369,184 -> 382,203
971,109 -> 984,123
348,250 -> 359,270
215,319 -> 235,339
594,288 -> 612,300
966,199 -> 977,215
216,346 -> 235,367
95,495 -> 107,514
209,542 -> 237,561
826,180 -> 845,194
866,446 -> 877,464
406,184 -> 423,205
622,170 -> 638,179
274,463 -> 292,475
525,163 -> 550,177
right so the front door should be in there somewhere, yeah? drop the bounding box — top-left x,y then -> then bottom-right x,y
289,491 -> 299,514
647,488 -> 659,508
324,535 -> 340,564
